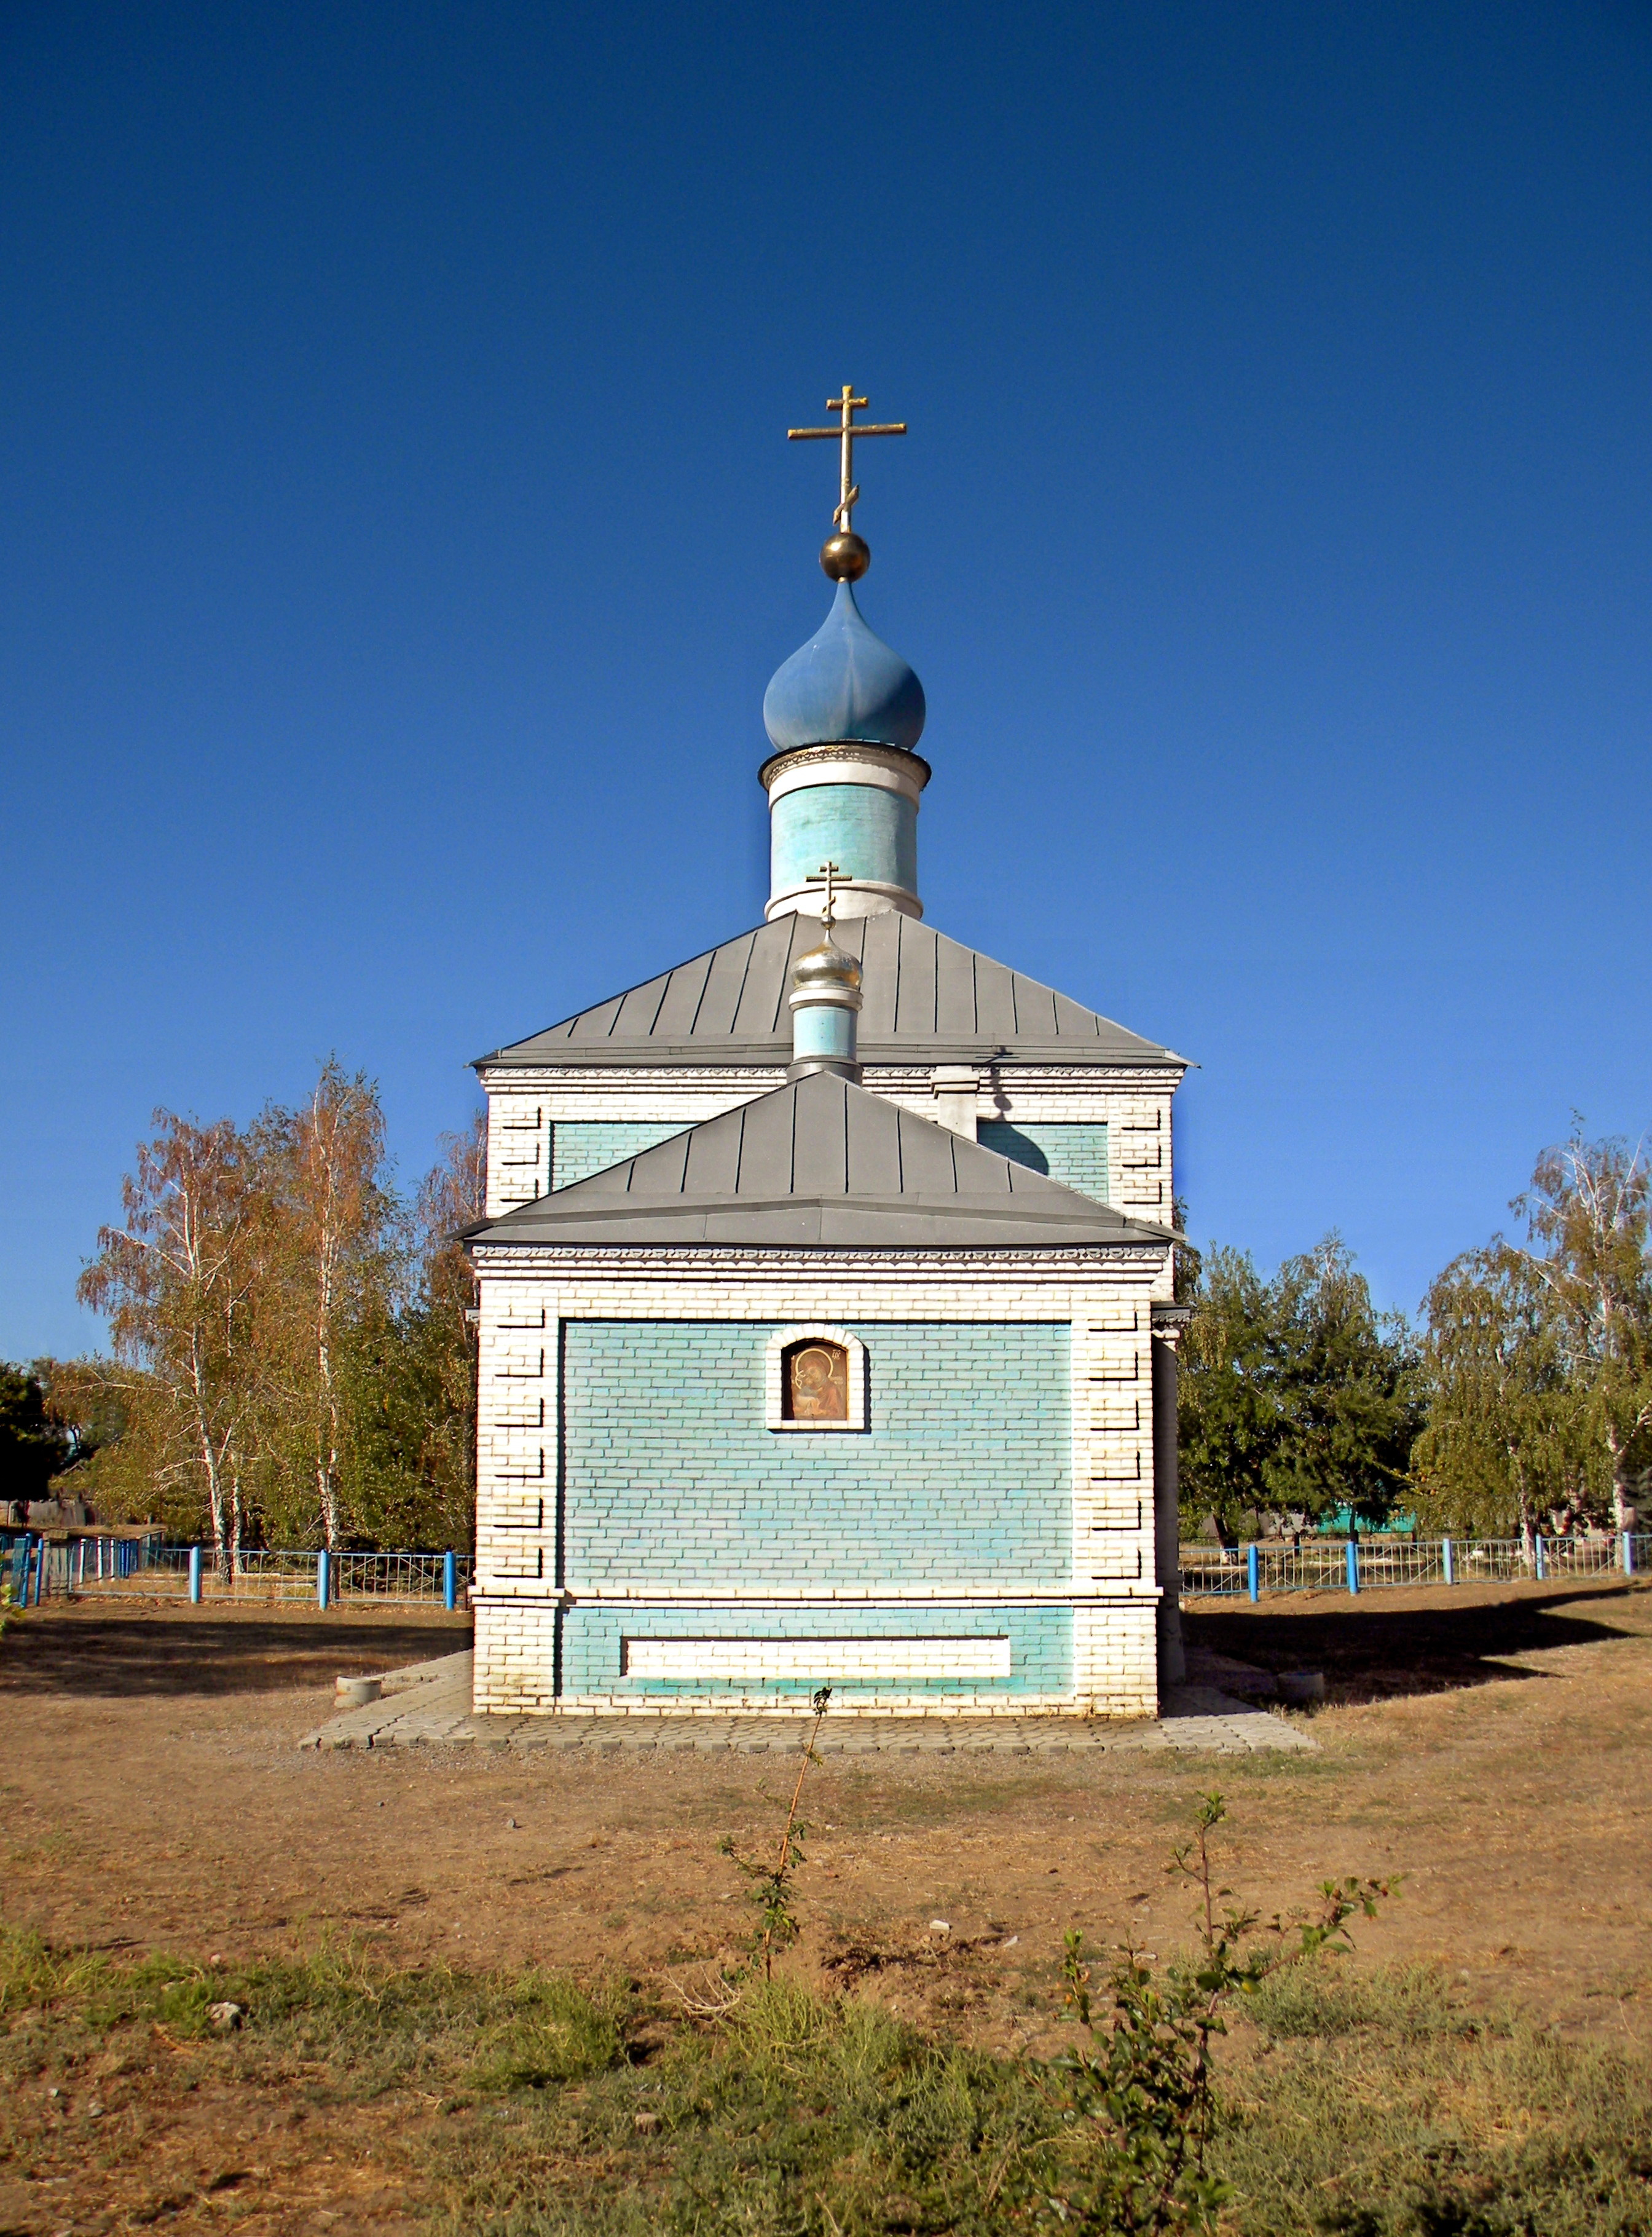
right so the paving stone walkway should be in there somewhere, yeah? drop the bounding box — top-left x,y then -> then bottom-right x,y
298,1652 -> 1316,1756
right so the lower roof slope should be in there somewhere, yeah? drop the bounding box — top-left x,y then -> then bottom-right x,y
474,913 -> 1180,1072
467,1069 -> 1177,1252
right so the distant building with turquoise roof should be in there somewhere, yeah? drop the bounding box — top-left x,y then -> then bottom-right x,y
464,392 -> 1190,1718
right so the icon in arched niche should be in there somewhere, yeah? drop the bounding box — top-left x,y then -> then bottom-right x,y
782,1338 -> 849,1421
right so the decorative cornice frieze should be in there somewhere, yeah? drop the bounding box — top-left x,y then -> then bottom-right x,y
469,1243 -> 1168,1280
476,1065 -> 784,1094
977,1064 -> 1188,1089
757,740 -> 931,795
476,1061 -> 1186,1094
1150,1301 -> 1194,1351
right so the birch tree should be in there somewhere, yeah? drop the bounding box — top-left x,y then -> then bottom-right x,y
253,1062 -> 403,1549
76,1114 -> 261,1576
74,1079 -> 485,1554
1517,1130 -> 1652,1530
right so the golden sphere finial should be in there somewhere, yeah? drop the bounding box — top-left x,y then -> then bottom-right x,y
820,531 -> 870,582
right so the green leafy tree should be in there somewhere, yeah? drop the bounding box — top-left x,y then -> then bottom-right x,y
353,1113 -> 484,1549
41,1357 -> 174,1528
1265,1236 -> 1423,1528
1414,1241 -> 1597,1556
0,1364 -> 71,1512
36,1359 -> 127,1483
1179,1236 -> 1420,1540
1178,1247 -> 1283,1544
1171,1194 -> 1202,1307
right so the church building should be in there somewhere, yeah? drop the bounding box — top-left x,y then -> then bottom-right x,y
464,390 -> 1189,1719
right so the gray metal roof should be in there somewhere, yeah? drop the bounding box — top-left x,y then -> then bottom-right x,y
468,1071 -> 1176,1252
474,913 -> 1179,1071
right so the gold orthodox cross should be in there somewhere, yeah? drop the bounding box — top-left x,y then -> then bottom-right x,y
804,860 -> 852,928
788,385 -> 907,532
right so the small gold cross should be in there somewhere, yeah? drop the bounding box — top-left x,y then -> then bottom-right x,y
788,385 -> 907,533
804,860 -> 852,929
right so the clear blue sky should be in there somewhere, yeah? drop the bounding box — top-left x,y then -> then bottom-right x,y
2,1 -> 1649,1359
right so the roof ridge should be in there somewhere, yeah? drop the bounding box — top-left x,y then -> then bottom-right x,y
471,918 -> 1181,1070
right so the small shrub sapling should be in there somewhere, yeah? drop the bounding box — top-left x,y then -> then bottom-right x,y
1046,1791 -> 1389,2235
719,1684 -> 833,1983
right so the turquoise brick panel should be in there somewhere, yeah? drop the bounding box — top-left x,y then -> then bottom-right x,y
562,1320 -> 1072,1592
562,1601 -> 1074,1699
978,1121 -> 1110,1202
770,783 -> 918,902
551,1121 -> 691,1191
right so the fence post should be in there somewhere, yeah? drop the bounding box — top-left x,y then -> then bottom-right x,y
189,1545 -> 202,1604
444,1550 -> 457,1611
1535,1534 -> 1547,1581
1245,1543 -> 1259,1603
33,1539 -> 46,1605
317,1549 -> 330,1611
1346,1539 -> 1360,1595
1442,1535 -> 1455,1585
1626,1531 -> 1637,1577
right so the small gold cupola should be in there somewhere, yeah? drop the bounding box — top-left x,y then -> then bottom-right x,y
787,862 -> 863,1082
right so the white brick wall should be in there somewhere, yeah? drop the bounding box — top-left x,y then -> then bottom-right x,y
479,1069 -> 781,1216
477,1061 -> 1184,1223
469,1247 -> 1166,1721
470,1607 -> 1155,1719
473,1597 -> 559,1714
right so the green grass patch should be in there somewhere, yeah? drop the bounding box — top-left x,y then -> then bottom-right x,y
1230,1962 -> 1652,2235
1,1925 -> 1647,2234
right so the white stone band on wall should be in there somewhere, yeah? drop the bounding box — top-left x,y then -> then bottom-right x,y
760,742 -> 930,804
621,1636 -> 1012,1681
765,876 -> 919,922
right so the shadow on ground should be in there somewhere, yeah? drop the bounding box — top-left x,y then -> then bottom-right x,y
0,1607 -> 474,1699
1186,1579 -> 1643,1705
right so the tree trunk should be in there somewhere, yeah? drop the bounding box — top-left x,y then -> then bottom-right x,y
189,1335 -> 233,1584
311,1121 -> 344,1550
227,1445 -> 244,1579
1607,1427 -> 1637,1533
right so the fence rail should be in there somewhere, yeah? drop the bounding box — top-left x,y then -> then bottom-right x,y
1180,1532 -> 1649,1601
3,1534 -> 472,1609
6,1526 -> 1643,1613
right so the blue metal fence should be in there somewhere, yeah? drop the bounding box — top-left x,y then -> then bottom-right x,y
6,1536 -> 472,1608
2,1529 -> 168,1604
1181,1532 -> 1650,1601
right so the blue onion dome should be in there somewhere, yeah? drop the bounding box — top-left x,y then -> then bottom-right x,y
762,580 -> 927,754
